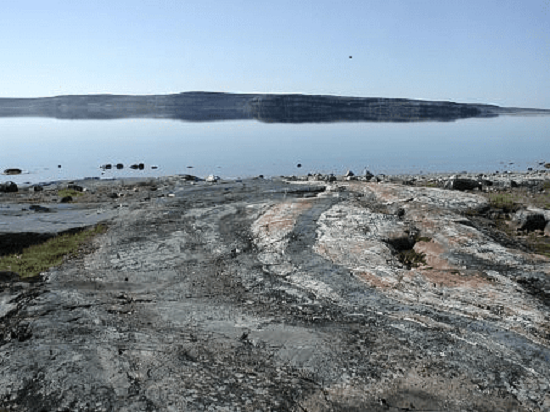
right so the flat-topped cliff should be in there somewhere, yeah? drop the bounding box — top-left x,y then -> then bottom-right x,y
0,92 -> 548,123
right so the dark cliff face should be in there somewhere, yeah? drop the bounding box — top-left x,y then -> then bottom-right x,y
247,94 -> 489,123
0,92 -> 543,123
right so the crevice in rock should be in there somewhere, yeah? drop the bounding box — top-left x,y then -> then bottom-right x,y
385,229 -> 427,269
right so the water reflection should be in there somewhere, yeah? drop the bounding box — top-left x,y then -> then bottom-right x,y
1,114 -> 549,185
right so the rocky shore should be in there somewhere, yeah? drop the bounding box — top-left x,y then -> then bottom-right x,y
1,170 -> 550,411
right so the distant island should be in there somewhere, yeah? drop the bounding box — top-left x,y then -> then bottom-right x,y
0,92 -> 549,123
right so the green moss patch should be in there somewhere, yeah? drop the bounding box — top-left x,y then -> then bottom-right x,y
0,225 -> 107,278
58,189 -> 84,198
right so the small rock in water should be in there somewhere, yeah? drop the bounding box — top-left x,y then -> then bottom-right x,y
130,164 -> 139,170
116,163 -> 124,170
138,163 -> 144,170
58,165 -> 62,168
151,165 -> 158,169
297,164 -> 302,168
101,164 -> 112,170
3,168 -> 22,175
29,205 -> 50,213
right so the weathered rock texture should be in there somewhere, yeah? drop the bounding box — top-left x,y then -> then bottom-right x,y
1,92 -> 549,123
1,176 -> 550,411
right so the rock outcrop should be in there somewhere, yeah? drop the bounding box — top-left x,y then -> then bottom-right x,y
0,176 -> 549,411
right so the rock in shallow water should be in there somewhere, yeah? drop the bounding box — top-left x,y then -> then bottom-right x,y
3,168 -> 22,175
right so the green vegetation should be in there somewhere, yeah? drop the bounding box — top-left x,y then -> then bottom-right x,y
0,225 -> 107,278
487,193 -> 519,212
58,188 -> 84,198
526,232 -> 550,258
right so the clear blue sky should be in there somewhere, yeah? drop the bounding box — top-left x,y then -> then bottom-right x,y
1,0 -> 549,108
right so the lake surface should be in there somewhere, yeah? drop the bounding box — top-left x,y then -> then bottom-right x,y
1,115 -> 549,184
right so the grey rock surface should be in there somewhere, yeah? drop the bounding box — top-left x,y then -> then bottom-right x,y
1,176 -> 550,411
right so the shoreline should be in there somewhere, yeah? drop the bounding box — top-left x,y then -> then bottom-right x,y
3,165 -> 550,188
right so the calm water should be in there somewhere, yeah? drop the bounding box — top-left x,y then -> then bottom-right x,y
1,116 -> 549,184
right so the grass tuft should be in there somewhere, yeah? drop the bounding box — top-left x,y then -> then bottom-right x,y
487,193 -> 519,212
0,224 -> 107,278
58,189 -> 84,198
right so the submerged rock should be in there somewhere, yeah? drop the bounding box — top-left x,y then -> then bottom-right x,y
3,168 -> 22,175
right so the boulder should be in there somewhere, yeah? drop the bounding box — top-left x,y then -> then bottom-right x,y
345,170 -> 354,177
544,163 -> 550,169
512,209 -> 547,232
60,196 -> 73,203
206,175 -> 220,182
364,170 -> 374,180
0,181 -> 18,193
3,168 -> 22,175
33,185 -> 44,192
444,178 -> 481,191
179,174 -> 199,181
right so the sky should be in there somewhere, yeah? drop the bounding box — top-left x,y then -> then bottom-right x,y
1,0 -> 549,108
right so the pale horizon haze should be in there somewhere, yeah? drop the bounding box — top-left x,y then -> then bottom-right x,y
1,0 -> 549,108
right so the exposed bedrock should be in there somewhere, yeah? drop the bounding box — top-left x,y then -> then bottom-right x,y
1,177 -> 549,411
